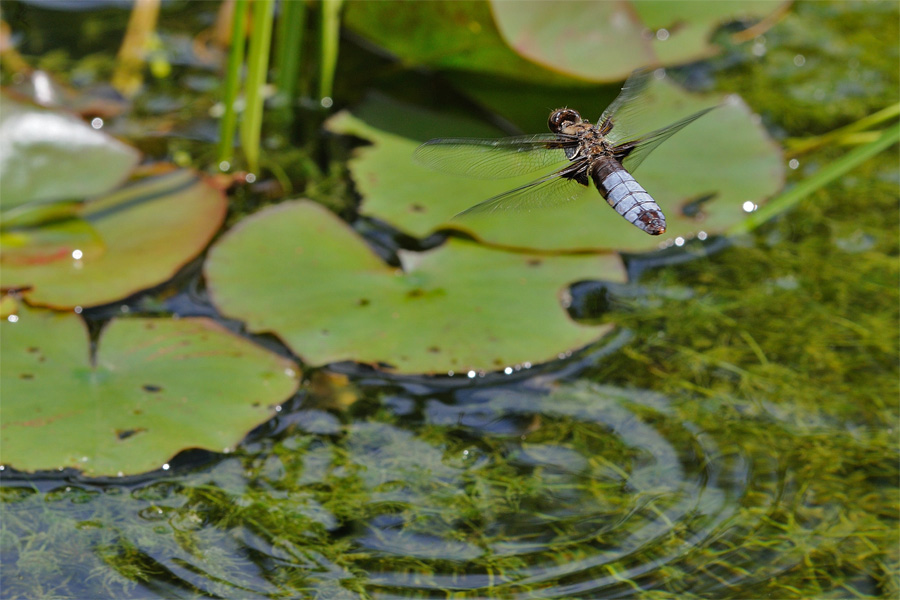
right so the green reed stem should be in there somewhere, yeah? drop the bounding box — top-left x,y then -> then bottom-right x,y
318,0 -> 344,106
785,102 -> 900,157
241,0 -> 275,174
217,0 -> 248,168
274,0 -> 306,103
728,120 -> 899,236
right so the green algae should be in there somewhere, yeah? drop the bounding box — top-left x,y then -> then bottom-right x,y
1,1 -> 898,599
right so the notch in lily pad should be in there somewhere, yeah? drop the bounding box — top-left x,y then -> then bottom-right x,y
0,305 -> 300,476
204,200 -> 626,375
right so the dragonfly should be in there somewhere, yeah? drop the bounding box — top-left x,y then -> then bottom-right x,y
413,69 -> 715,235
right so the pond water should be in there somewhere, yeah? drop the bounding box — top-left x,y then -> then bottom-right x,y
1,1 -> 898,599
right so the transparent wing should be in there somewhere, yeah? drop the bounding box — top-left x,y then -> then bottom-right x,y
414,134 -> 575,180
617,106 -> 716,172
598,68 -> 653,144
454,167 -> 588,218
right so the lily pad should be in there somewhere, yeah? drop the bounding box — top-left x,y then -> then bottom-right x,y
343,1 -> 576,85
0,305 -> 299,476
0,93 -> 140,210
1,169 -> 227,308
490,0 -> 786,81
204,201 -> 624,375
343,1 -> 784,84
325,82 -> 784,253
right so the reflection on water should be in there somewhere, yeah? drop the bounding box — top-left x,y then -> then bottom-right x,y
3,369 -> 891,599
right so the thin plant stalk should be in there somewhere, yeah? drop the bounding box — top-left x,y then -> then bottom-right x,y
728,120 -> 899,236
274,0 -> 306,103
318,0 -> 344,107
111,0 -> 161,98
785,102 -> 900,157
217,0 -> 248,169
241,0 -> 276,174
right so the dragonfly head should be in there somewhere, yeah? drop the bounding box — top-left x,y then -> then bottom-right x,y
548,108 -> 583,134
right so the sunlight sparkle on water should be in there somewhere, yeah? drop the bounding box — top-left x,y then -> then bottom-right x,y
794,54 -> 806,67
504,367 -> 513,375
742,201 -> 758,213
74,306 -> 83,314
698,231 -> 708,241
675,237 -> 685,247
71,249 -> 83,259
656,28 -> 669,41
7,315 -> 19,323
467,371 -> 476,379
91,118 -> 103,129
162,463 -> 170,470
789,159 -> 800,169
33,71 -> 53,103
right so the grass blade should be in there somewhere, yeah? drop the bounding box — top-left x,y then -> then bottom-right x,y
728,120 -> 899,236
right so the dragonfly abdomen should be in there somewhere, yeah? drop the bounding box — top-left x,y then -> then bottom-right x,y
590,158 -> 666,235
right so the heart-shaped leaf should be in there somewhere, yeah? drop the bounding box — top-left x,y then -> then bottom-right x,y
204,201 -> 624,374
1,169 -> 227,308
0,305 -> 299,476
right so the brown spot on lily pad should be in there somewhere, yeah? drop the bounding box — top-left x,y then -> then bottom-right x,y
116,428 -> 147,440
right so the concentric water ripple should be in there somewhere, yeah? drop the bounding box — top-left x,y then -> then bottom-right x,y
1,377 -> 889,599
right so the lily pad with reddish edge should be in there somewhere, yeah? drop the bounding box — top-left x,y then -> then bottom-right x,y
1,169 -> 227,309
342,1 -> 785,84
490,0 -> 787,81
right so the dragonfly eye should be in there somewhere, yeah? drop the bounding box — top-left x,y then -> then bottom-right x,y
548,108 -> 582,133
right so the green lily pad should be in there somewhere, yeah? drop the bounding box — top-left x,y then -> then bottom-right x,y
325,82 -> 784,253
1,170 -> 227,308
0,93 -> 140,210
343,1 -> 783,84
490,0 -> 786,81
0,305 -> 299,476
343,1 -> 577,85
204,201 -> 624,375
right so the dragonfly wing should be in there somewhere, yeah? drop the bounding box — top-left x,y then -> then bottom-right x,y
453,166 -> 588,218
598,68 -> 653,143
616,106 -> 716,172
414,133 -> 574,180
